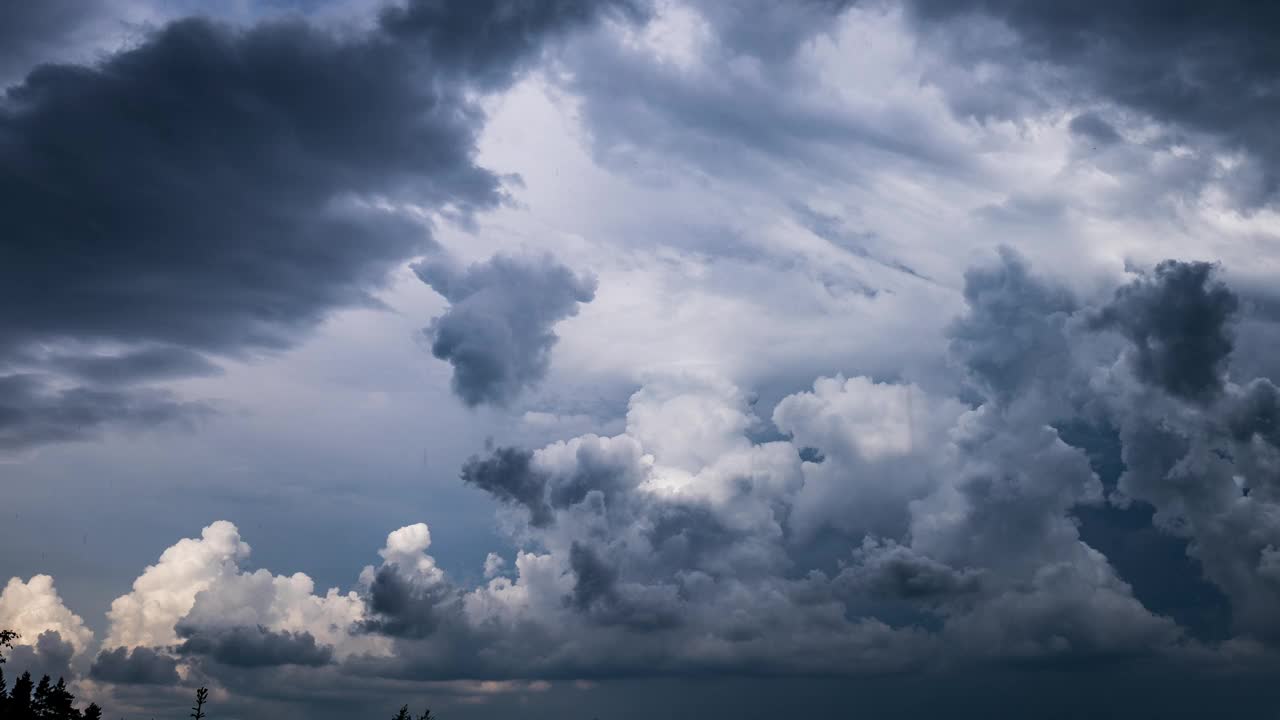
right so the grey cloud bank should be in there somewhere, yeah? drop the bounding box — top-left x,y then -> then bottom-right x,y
8,249 -> 1280,717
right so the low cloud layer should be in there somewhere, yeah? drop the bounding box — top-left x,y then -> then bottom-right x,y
6,251 -> 1279,713
90,646 -> 180,686
175,624 -> 334,668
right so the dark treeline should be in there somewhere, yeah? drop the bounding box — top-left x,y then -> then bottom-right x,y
3,628 -> 436,720
1,629 -> 102,720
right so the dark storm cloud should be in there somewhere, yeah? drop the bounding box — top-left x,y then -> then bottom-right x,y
2,632 -> 73,684
907,0 -> 1280,205
0,0 -> 633,449
459,446 -> 554,526
1228,379 -> 1280,448
0,16 -> 494,358
688,0 -> 856,61
0,373 -> 205,451
90,646 -> 180,685
569,542 -> 683,631
1068,112 -> 1122,146
380,0 -> 649,89
360,565 -> 463,640
176,624 -> 334,667
1091,261 -> 1239,401
840,541 -> 983,602
413,254 -> 597,407
797,446 -> 825,463
568,541 -> 617,611
44,347 -> 224,385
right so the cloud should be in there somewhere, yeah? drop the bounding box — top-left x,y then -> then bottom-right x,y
356,523 -> 459,640
460,446 -> 554,527
773,375 -> 967,541
1091,261 -> 1239,401
2,631 -> 75,683
560,0 -> 969,187
1068,112 -> 1122,146
53,247 -> 1280,701
10,3 -> 1280,717
0,0 -> 101,84
0,0 -> 633,449
44,347 -> 225,386
89,646 -> 180,685
102,519 -> 379,675
946,247 -> 1077,404
0,373 -> 207,451
104,520 -> 251,650
379,0 -> 648,90
414,253 -> 597,406
175,624 -> 334,668
0,575 -> 94,657
906,0 -> 1280,207
840,539 -> 983,603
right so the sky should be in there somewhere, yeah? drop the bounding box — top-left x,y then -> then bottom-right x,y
2,0 -> 1280,717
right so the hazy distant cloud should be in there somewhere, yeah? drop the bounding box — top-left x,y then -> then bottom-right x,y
908,0 -> 1280,206
414,254 -> 597,407
90,646 -> 180,685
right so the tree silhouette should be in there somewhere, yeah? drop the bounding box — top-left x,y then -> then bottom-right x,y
191,687 -> 209,720
49,677 -> 79,720
0,628 -> 14,718
32,674 -> 52,719
0,629 -> 17,662
0,630 -> 101,720
10,671 -> 35,718
392,705 -> 412,720
417,709 -> 436,720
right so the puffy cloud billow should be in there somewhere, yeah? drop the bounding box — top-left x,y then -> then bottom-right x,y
414,253 -> 597,407
12,249 -> 1273,692
384,251 -> 1278,677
